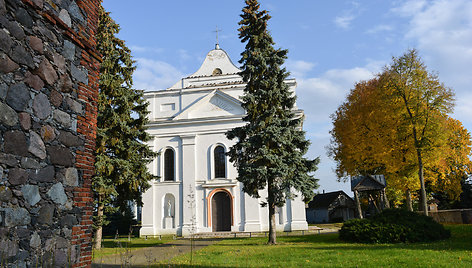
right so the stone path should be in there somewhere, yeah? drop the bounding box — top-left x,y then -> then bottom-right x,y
91,238 -> 220,267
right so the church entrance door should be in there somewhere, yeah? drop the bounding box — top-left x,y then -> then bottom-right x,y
211,191 -> 231,232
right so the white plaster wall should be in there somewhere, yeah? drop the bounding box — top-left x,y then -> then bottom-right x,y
196,132 -> 235,181
180,91 -> 208,112
154,136 -> 182,182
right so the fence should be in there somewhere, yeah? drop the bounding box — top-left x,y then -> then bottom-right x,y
428,209 -> 472,224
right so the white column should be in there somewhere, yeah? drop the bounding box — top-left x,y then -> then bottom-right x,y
243,191 -> 262,232
180,135 -> 197,236
288,193 -> 309,231
139,185 -> 156,236
231,187 -> 240,232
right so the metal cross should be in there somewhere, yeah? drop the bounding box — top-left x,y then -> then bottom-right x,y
213,26 -> 222,46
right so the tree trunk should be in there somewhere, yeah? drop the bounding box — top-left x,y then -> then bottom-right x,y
382,189 -> 390,209
406,189 -> 413,211
267,179 -> 276,245
416,149 -> 428,216
94,203 -> 104,250
268,202 -> 276,245
354,190 -> 363,219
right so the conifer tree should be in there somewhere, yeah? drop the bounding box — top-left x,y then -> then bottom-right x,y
227,0 -> 320,244
93,6 -> 157,249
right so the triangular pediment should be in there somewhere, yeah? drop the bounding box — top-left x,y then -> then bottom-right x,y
173,90 -> 245,120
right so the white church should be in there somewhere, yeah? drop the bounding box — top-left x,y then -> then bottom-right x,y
140,45 -> 309,236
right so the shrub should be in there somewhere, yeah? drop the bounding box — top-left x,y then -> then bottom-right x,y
339,209 -> 451,243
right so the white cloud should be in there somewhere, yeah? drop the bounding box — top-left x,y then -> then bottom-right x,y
393,0 -> 472,127
295,61 -> 384,194
334,15 -> 355,29
366,24 -> 394,34
392,0 -> 427,16
455,93 -> 472,127
333,1 -> 362,30
129,45 -> 164,54
133,58 -> 185,91
178,49 -> 192,62
285,60 -> 316,78
296,63 -> 379,125
305,126 -> 352,194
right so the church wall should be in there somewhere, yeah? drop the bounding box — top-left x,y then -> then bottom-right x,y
180,91 -> 208,114
238,186 -> 246,231
259,189 -> 269,230
196,132 -> 234,181
152,136 -> 181,182
141,47 -> 309,237
241,191 -> 262,232
145,93 -> 180,120
222,86 -> 245,100
140,182 -> 181,235
140,182 -> 154,234
144,121 -> 309,235
288,194 -> 309,230
147,120 -> 244,138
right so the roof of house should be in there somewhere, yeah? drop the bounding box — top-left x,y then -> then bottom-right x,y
308,191 -> 353,209
351,174 -> 386,191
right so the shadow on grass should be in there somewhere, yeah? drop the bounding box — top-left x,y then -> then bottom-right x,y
101,238 -> 220,249
100,240 -> 171,249
93,265 -> 218,268
206,225 -> 472,253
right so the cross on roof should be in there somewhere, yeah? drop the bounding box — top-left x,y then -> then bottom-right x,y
213,26 -> 221,48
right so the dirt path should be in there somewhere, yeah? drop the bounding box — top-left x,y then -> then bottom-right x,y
91,228 -> 340,267
91,238 -> 220,267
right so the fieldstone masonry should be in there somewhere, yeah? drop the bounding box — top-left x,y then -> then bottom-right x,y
0,0 -> 100,267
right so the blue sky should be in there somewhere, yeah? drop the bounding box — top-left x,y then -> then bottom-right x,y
102,0 -> 472,195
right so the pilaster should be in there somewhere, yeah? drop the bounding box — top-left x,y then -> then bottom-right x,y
180,135 -> 198,236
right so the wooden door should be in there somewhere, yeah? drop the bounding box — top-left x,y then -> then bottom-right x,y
211,191 -> 231,232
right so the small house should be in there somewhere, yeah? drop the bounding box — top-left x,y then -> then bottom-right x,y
306,191 -> 355,223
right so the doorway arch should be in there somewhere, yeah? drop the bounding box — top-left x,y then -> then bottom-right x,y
207,189 -> 233,232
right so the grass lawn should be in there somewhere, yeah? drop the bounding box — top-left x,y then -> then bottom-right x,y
311,223 -> 343,229
163,225 -> 472,267
92,236 -> 173,260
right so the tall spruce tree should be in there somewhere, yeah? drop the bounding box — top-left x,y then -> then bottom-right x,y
93,6 -> 157,249
227,0 -> 320,244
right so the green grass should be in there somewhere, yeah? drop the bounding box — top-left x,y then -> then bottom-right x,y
164,225 -> 472,267
92,236 -> 173,260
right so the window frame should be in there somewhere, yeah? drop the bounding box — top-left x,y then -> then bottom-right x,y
214,145 -> 226,179
163,147 -> 175,182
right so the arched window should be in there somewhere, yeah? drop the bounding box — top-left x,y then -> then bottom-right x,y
214,145 -> 226,178
164,148 -> 174,181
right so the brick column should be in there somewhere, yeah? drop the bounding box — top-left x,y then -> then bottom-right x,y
0,0 -> 100,267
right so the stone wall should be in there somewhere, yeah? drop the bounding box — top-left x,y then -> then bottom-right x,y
0,0 -> 100,266
429,209 -> 472,224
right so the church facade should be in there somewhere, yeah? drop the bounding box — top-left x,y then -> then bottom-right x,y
140,46 -> 308,236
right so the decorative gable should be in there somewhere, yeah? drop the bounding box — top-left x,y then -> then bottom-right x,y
189,47 -> 240,77
173,90 -> 245,120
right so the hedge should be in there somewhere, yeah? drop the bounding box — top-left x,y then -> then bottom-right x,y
339,209 -> 451,243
